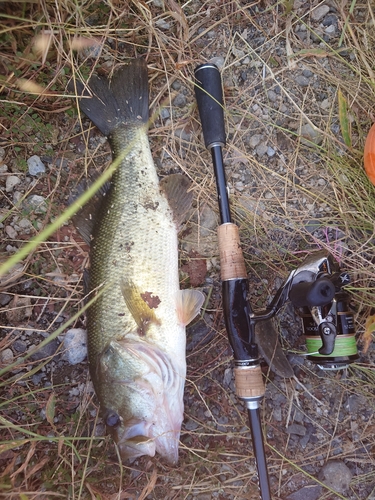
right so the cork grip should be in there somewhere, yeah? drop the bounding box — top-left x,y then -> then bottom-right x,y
234,365 -> 265,399
217,223 -> 247,281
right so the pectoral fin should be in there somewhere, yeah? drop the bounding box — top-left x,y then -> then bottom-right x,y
120,280 -> 161,336
176,289 -> 205,326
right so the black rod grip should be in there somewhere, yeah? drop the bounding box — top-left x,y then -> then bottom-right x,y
222,279 -> 258,361
194,63 -> 226,149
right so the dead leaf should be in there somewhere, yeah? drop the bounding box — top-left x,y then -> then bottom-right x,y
46,392 -> 56,428
181,251 -> 207,287
362,314 -> 375,354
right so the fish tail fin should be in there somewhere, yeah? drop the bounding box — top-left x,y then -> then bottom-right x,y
73,59 -> 149,136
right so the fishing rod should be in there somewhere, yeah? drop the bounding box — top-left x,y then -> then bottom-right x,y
194,63 -> 360,499
194,63 -> 272,500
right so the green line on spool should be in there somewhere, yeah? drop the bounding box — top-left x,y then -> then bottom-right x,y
306,335 -> 357,357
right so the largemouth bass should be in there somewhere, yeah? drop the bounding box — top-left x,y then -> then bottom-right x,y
74,59 -> 205,464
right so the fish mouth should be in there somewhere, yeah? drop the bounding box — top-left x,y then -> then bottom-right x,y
116,434 -> 156,461
113,420 -> 180,464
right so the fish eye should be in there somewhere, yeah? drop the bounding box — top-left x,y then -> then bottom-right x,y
106,412 -> 120,427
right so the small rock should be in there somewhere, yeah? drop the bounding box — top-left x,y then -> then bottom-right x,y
318,460 -> 353,494
322,14 -> 338,27
223,367 -> 232,386
32,373 -> 45,385
295,75 -> 310,87
0,293 -> 12,306
0,348 -> 14,364
186,319 -> 214,351
184,419 -> 199,431
13,340 -> 28,353
13,191 -> 23,204
286,423 -> 306,436
231,46 -> 246,60
160,107 -> 170,120
325,25 -> 336,36
286,485 -> 322,500
293,409 -> 305,423
18,218 -> 32,229
171,80 -> 181,91
305,219 -> 321,233
311,5 -> 330,22
267,90 -> 278,102
301,123 -> 323,145
264,191 -> 274,199
198,205 -> 218,237
29,338 -> 60,361
174,127 -> 192,142
62,328 -> 87,365
345,394 -> 367,413
6,175 -> 21,192
256,143 -> 268,156
0,164 -> 8,174
5,225 -> 17,239
27,155 -> 46,176
23,194 -> 48,214
209,56 -> 225,69
173,93 -> 187,108
273,407 -> 282,422
6,296 -> 33,324
267,146 -> 276,157
249,134 -> 263,148
302,69 -> 314,78
155,18 -> 171,30
238,195 -> 266,216
0,146 -> 5,161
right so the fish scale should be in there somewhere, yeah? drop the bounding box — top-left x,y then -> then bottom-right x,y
74,59 -> 204,463
87,127 -> 179,361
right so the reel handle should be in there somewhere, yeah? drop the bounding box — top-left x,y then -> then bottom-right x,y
289,277 -> 335,308
194,64 -> 226,149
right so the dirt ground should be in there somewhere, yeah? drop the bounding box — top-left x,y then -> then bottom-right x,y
1,1 -> 375,499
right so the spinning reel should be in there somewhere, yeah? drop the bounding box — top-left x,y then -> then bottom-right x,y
255,250 -> 358,372
288,250 -> 358,369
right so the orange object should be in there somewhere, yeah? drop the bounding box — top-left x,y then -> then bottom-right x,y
364,122 -> 375,185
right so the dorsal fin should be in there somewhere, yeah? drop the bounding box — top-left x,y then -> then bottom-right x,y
160,174 -> 193,228
70,179 -> 111,245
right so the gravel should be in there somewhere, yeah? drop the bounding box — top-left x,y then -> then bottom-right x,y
318,460 -> 353,494
27,155 -> 46,176
61,328 -> 88,365
5,175 -> 21,192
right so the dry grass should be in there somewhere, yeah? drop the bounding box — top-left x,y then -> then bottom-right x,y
1,0 -> 375,498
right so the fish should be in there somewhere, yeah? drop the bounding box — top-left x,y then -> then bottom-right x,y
73,59 -> 205,464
